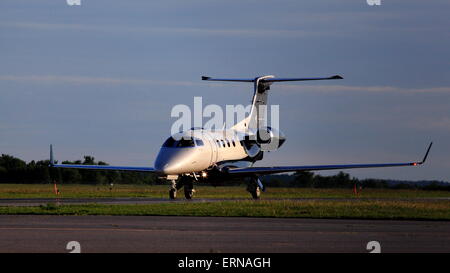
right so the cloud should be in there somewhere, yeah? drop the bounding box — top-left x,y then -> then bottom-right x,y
0,75 -> 201,87
278,84 -> 450,94
2,75 -> 450,94
405,116 -> 450,132
0,22 -> 319,38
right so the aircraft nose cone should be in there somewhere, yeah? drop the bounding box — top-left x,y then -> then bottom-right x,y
154,148 -> 184,175
154,158 -> 171,174
155,146 -> 200,175
155,162 -> 178,175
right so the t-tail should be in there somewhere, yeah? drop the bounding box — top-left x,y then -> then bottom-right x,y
201,74 -> 343,132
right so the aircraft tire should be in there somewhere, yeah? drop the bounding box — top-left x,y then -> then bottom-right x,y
184,180 -> 194,199
250,187 -> 260,200
247,183 -> 261,200
169,188 -> 177,199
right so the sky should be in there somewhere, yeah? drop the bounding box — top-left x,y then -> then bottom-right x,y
0,0 -> 449,181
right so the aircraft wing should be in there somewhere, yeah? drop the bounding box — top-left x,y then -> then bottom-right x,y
226,142 -> 433,176
49,145 -> 155,172
50,164 -> 155,172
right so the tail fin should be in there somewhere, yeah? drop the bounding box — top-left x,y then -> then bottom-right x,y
202,74 -> 343,132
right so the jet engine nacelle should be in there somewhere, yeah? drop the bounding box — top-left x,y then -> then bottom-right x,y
242,127 -> 286,157
256,126 -> 286,151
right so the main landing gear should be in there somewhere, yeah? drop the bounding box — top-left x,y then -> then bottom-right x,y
247,176 -> 265,200
168,175 -> 264,200
169,175 -> 195,200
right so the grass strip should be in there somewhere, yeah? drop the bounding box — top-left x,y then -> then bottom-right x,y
0,200 -> 449,220
1,184 -> 450,199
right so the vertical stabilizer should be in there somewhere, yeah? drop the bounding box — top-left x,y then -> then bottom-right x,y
201,74 -> 343,133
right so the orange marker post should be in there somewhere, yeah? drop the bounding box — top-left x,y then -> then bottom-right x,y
53,181 -> 60,204
53,181 -> 60,195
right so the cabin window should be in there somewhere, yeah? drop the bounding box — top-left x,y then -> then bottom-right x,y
232,140 -> 236,147
221,140 -> 226,148
226,140 -> 231,147
217,140 -> 223,148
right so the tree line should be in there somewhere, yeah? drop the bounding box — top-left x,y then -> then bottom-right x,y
1,154 -> 449,190
0,154 -> 158,185
263,171 -> 450,191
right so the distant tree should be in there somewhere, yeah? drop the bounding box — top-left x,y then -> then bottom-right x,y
360,178 -> 388,189
391,183 -> 413,190
334,171 -> 354,188
0,154 -> 27,183
79,156 -> 103,184
293,171 -> 315,188
35,160 -> 51,183
83,156 -> 95,165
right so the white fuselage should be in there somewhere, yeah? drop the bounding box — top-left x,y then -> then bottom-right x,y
154,129 -> 250,175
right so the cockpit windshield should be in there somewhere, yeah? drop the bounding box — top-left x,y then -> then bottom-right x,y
175,138 -> 195,147
162,137 -> 203,148
162,137 -> 176,147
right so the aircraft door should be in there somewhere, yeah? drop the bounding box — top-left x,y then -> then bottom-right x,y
204,132 -> 218,166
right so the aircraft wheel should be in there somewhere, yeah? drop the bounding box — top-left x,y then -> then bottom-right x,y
169,188 -> 177,199
184,188 -> 194,199
247,183 -> 261,200
184,180 -> 194,199
250,187 -> 260,200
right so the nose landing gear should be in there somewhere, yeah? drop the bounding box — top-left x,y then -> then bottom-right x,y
168,175 -> 195,200
169,187 -> 177,199
169,179 -> 182,199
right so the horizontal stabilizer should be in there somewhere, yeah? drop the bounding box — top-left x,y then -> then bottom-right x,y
201,75 -> 343,83
265,75 -> 343,82
201,76 -> 254,82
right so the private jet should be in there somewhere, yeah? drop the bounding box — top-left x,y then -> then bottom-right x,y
49,75 -> 432,199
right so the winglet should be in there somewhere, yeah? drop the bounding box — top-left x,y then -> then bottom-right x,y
413,142 -> 432,166
49,144 -> 54,166
420,142 -> 433,164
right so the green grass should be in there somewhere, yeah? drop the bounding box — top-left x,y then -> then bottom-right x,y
0,200 -> 449,220
1,183 -> 450,199
1,184 -> 449,220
